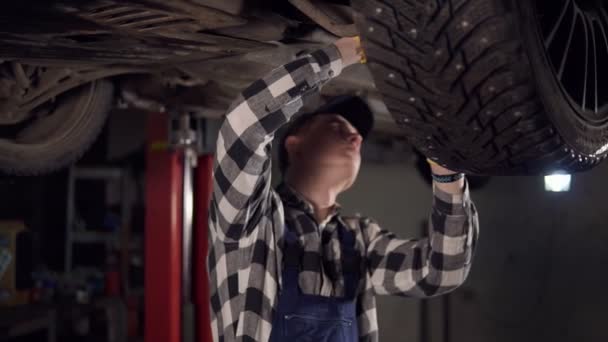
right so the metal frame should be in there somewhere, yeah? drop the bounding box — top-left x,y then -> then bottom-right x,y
64,166 -> 129,273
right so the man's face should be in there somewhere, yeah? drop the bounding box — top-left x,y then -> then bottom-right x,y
285,114 -> 363,189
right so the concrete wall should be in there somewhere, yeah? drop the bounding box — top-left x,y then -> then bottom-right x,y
340,158 -> 429,342
338,158 -> 608,342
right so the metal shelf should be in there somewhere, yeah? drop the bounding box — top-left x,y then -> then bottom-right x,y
65,165 -> 141,299
65,166 -> 130,272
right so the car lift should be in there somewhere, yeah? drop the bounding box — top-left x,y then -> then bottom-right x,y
144,112 -> 216,342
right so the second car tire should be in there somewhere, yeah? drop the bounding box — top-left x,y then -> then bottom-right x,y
0,80 -> 114,175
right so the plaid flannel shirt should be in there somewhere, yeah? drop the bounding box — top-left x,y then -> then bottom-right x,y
209,44 -> 479,342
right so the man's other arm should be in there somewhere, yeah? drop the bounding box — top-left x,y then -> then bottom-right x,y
362,182 -> 479,297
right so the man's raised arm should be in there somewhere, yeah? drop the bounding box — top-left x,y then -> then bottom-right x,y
209,44 -> 349,242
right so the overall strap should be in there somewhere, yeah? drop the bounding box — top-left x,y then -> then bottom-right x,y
339,224 -> 361,300
281,226 -> 301,297
282,226 -> 302,268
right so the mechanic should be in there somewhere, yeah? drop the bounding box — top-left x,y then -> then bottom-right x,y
208,36 -> 479,342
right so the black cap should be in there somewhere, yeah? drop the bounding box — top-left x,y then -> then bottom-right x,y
310,95 -> 374,139
277,95 -> 374,173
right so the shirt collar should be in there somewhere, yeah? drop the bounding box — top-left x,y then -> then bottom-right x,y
276,182 -> 342,220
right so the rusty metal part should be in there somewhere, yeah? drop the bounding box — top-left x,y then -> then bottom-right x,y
56,0 -> 262,59
210,15 -> 290,42
0,64 -> 141,125
288,0 -> 357,37
173,43 -> 314,91
0,1 -> 271,66
119,87 -> 226,118
190,0 -> 246,15
58,0 -> 246,33
10,63 -> 31,89
0,30 -> 271,66
118,75 -> 232,118
120,88 -> 167,113
0,0 -> 400,140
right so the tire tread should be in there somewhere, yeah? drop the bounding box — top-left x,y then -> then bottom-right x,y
354,0 -> 604,174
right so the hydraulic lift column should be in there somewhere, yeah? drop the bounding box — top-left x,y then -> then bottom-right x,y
145,113 -> 183,342
145,112 -> 214,342
194,155 -> 214,342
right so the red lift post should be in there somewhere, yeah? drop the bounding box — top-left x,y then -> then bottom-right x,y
145,112 -> 214,342
194,155 -> 214,342
145,112 -> 183,342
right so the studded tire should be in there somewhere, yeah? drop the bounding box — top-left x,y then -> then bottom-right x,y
353,0 -> 608,175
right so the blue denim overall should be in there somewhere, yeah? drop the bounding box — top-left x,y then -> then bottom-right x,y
269,226 -> 360,342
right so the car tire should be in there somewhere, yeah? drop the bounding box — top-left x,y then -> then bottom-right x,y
353,0 -> 608,175
0,80 -> 114,175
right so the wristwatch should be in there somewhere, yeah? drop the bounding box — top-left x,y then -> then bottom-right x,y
431,172 -> 465,183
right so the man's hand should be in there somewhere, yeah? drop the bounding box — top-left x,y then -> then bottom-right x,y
429,163 -> 456,176
334,36 -> 365,68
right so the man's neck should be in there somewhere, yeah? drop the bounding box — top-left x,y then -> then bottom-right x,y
285,171 -> 345,224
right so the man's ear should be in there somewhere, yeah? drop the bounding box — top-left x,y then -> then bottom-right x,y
285,135 -> 300,155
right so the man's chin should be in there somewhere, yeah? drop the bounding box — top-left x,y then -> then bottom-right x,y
306,152 -> 360,173
339,147 -> 361,160
332,158 -> 361,178
330,154 -> 360,168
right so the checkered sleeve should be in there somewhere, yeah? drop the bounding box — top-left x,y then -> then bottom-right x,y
361,182 -> 479,297
210,45 -> 344,242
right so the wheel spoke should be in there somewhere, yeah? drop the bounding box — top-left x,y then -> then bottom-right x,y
545,0 -> 572,48
593,23 -> 599,115
601,5 -> 608,25
581,13 -> 589,111
588,16 -> 598,114
557,7 -> 579,80
596,11 -> 608,116
598,9 -> 608,53
537,0 -> 608,119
